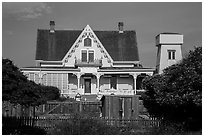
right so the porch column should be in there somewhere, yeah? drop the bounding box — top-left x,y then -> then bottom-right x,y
28,73 -> 30,80
67,73 -> 69,89
131,73 -> 139,95
94,73 -> 103,93
76,73 -> 81,89
39,73 -> 42,84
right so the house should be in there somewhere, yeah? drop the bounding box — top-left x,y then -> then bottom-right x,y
21,21 -> 183,99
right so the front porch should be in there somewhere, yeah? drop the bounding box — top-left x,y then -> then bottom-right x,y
60,73 -> 151,98
22,67 -> 154,98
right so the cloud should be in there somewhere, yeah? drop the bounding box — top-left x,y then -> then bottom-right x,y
3,2 -> 52,20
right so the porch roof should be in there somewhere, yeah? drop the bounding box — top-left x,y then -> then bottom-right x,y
98,67 -> 155,72
21,66 -> 155,73
20,66 -> 80,71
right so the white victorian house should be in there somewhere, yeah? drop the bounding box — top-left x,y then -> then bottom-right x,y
21,21 -> 183,99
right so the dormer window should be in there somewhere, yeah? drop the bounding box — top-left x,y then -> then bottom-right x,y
84,37 -> 92,47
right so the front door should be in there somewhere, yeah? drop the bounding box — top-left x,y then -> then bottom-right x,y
84,79 -> 91,93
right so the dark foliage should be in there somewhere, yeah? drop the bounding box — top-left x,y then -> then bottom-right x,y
2,58 -> 60,107
2,116 -> 46,135
37,85 -> 61,104
142,47 -> 202,131
2,58 -> 27,101
48,113 -> 119,135
3,125 -> 47,135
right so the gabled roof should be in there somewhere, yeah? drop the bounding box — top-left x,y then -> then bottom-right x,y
35,29 -> 139,61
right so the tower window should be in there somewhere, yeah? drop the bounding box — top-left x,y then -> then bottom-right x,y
168,50 -> 176,60
84,37 -> 92,47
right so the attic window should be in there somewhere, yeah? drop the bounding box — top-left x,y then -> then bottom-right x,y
84,37 -> 92,47
81,50 -> 94,62
82,50 -> 87,62
88,50 -> 94,62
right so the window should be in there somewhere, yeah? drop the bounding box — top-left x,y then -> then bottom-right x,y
88,50 -> 94,62
82,50 -> 87,62
84,37 -> 92,47
81,50 -> 94,62
110,75 -> 117,89
168,50 -> 176,60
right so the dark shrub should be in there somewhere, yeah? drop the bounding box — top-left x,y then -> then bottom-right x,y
2,116 -> 47,135
3,125 -> 46,135
48,113 -> 120,135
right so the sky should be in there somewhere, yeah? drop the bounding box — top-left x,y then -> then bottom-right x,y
2,2 -> 202,68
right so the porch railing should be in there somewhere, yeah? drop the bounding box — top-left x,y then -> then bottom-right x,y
100,89 -> 134,95
61,89 -> 146,97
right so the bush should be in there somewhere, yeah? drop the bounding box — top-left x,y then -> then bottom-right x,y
142,47 -> 202,132
3,125 -> 47,135
48,113 -> 121,135
147,121 -> 201,135
2,116 -> 47,135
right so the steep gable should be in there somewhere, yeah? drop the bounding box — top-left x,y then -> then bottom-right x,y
62,25 -> 113,67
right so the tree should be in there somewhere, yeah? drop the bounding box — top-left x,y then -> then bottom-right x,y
36,85 -> 60,104
2,58 -> 60,106
2,58 -> 28,101
142,47 -> 202,131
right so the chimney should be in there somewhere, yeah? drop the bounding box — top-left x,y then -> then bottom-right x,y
50,21 -> 55,33
118,22 -> 124,33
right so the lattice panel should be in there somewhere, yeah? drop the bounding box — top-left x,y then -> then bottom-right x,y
30,73 -> 34,81
42,75 -> 47,85
52,74 -> 57,87
63,74 -> 68,89
57,74 -> 62,90
47,74 -> 52,86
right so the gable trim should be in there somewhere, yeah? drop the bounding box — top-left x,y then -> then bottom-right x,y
87,25 -> 113,63
62,25 -> 113,63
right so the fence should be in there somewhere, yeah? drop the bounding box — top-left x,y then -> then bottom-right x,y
3,116 -> 161,131
39,101 -> 102,115
2,101 -> 102,117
